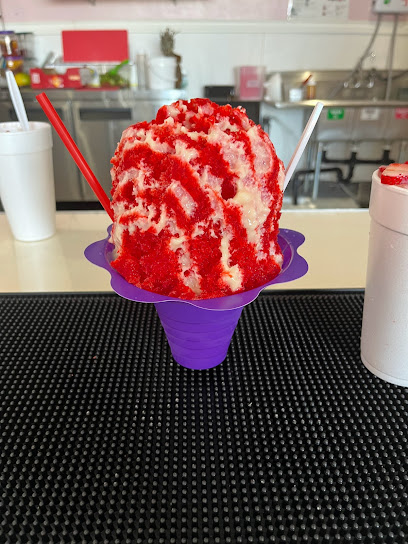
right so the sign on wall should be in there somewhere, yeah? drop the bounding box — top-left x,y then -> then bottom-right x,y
288,0 -> 350,20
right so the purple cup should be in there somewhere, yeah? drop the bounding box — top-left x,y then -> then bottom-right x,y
85,227 -> 307,370
154,302 -> 243,369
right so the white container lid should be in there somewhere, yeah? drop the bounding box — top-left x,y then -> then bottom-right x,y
369,168 -> 408,236
0,122 -> 53,155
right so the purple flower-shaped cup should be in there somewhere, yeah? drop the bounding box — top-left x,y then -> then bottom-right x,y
85,227 -> 308,370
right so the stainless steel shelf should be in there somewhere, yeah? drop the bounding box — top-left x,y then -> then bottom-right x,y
0,88 -> 187,103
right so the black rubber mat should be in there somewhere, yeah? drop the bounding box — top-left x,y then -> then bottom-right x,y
1,291 -> 407,543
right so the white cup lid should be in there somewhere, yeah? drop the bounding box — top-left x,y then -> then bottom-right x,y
0,122 -> 53,155
370,169 -> 408,235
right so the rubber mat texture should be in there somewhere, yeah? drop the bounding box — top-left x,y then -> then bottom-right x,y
0,292 -> 407,543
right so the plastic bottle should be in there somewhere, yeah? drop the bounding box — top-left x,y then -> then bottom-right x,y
136,52 -> 148,90
129,61 -> 138,89
306,76 -> 316,100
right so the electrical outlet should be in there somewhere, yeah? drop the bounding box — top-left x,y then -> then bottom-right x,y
372,0 -> 408,13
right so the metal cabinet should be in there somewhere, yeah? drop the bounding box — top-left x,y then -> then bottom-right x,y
71,99 -> 169,200
72,102 -> 134,200
0,89 -> 186,205
265,99 -> 408,206
309,105 -> 408,203
0,96 -> 83,202
70,91 -> 185,202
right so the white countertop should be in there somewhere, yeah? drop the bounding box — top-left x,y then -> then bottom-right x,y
0,209 -> 370,293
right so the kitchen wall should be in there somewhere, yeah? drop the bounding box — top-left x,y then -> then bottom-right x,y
0,0 -> 400,23
1,0 -> 408,99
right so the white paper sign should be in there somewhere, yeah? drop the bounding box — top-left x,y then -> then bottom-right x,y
288,0 -> 349,20
360,108 -> 381,121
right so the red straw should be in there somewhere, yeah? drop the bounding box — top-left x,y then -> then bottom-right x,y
36,92 -> 114,221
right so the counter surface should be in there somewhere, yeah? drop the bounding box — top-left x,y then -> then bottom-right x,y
0,209 -> 370,293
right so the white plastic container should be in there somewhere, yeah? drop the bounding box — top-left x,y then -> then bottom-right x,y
361,169 -> 408,386
148,56 -> 177,90
264,73 -> 283,102
0,121 -> 56,242
237,66 -> 265,100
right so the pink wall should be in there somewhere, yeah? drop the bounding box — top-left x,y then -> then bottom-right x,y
2,0 -> 288,23
2,0 -> 379,24
349,0 -> 376,20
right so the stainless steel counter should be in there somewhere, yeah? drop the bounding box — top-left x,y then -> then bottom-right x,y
262,96 -> 408,207
0,209 -> 370,293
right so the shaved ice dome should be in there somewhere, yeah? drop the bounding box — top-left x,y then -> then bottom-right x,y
110,98 -> 285,300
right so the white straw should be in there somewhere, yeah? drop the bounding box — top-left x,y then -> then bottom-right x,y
283,101 -> 324,192
6,70 -> 30,132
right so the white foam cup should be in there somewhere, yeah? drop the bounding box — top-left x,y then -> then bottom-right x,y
0,121 -> 56,242
361,169 -> 408,386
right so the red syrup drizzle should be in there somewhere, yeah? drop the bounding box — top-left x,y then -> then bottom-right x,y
110,98 -> 284,300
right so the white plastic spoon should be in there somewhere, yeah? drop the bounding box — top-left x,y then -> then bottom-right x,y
283,101 -> 323,192
6,70 -> 30,132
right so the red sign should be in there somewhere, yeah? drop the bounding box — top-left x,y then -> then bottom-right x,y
395,108 -> 408,120
62,30 -> 129,63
